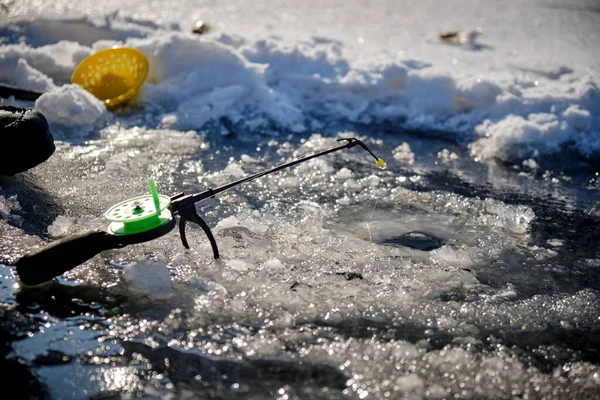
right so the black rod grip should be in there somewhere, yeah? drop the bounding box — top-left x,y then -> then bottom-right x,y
15,231 -> 121,286
0,83 -> 44,100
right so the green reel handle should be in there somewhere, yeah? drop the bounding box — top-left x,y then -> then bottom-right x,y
15,231 -> 123,286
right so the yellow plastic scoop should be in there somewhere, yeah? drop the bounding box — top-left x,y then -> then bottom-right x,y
71,47 -> 148,107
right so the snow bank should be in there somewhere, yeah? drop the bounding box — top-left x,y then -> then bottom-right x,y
1,8 -> 598,163
0,40 -> 90,86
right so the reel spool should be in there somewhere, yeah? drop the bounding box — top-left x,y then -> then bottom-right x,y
105,178 -> 172,236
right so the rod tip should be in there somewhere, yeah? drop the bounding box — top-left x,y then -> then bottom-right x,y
377,158 -> 386,170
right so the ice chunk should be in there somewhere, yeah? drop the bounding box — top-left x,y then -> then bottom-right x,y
215,216 -> 239,231
470,113 -> 571,163
0,194 -> 21,215
482,198 -> 535,234
562,105 -> 591,131
264,258 -> 283,269
227,259 -> 250,271
393,142 -> 415,164
546,239 -> 564,247
124,261 -> 173,298
437,148 -> 459,163
522,158 -> 539,169
0,194 -> 23,226
241,154 -> 259,164
430,246 -> 474,268
35,84 -> 106,134
223,162 -> 246,179
47,215 -> 75,238
335,167 -> 354,180
279,176 -> 299,189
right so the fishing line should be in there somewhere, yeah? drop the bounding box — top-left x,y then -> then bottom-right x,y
366,198 -> 379,243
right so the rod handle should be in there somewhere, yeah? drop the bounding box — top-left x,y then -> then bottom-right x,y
15,231 -> 121,286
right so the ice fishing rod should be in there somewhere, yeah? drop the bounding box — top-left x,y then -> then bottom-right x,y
0,83 -> 44,101
15,138 -> 385,286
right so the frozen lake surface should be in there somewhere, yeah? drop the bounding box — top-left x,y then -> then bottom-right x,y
1,0 -> 599,399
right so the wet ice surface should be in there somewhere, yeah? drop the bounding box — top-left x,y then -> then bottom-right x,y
1,0 -> 600,398
1,129 -> 599,399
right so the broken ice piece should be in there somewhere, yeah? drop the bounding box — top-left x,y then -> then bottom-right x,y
124,261 -> 173,298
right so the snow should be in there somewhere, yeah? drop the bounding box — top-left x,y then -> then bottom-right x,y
35,84 -> 107,133
0,57 -> 54,92
0,0 -> 598,162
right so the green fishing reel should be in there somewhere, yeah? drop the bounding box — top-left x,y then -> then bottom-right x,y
15,179 -> 179,286
103,178 -> 219,257
105,179 -> 172,236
